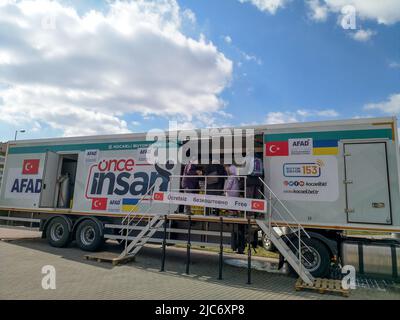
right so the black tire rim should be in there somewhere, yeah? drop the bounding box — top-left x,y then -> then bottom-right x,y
301,247 -> 321,272
50,223 -> 64,241
80,225 -> 96,246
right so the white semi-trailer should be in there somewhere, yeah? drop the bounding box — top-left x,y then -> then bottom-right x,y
0,117 -> 399,280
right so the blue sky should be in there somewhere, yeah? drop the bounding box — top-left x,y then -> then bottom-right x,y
0,0 -> 399,141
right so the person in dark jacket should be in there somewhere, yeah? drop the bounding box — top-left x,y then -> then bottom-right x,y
181,159 -> 200,214
204,160 -> 227,215
182,160 -> 200,193
204,160 -> 226,195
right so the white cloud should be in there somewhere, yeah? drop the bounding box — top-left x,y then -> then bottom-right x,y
315,109 -> 339,117
182,8 -> 196,24
242,0 -> 400,24
265,112 -> 299,124
241,51 -> 263,65
364,93 -> 400,114
316,0 -> 400,25
265,109 -> 339,124
307,0 -> 329,22
238,0 -> 288,15
349,28 -> 376,42
0,0 -> 233,136
389,62 -> 400,69
224,35 -> 232,44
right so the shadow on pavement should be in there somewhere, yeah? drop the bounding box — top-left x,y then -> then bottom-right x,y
3,237 -> 303,297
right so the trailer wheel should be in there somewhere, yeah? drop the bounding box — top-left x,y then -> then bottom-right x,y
75,220 -> 104,252
298,238 -> 330,278
46,217 -> 71,248
262,233 -> 275,252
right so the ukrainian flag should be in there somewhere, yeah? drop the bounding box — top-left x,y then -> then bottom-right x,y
122,198 -> 139,212
313,140 -> 338,155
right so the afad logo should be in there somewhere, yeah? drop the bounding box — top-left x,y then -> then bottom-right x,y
91,198 -> 123,211
10,159 -> 42,195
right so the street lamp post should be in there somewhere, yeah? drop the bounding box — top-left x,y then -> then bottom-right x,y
14,129 -> 26,141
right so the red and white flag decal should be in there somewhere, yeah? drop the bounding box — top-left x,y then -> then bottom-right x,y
22,159 -> 40,175
91,198 -> 107,210
265,142 -> 289,156
251,200 -> 265,211
153,192 -> 164,201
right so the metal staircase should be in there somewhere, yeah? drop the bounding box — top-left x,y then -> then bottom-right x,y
118,214 -> 164,259
257,177 -> 315,285
104,184 -> 164,261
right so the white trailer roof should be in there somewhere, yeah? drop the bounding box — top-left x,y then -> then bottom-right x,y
7,116 -> 396,146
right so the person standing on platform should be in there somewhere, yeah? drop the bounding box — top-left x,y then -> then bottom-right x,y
204,160 -> 227,215
224,164 -> 240,197
181,158 -> 200,214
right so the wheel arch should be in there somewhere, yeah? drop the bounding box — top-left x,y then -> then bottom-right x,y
306,231 -> 338,258
286,230 -> 338,258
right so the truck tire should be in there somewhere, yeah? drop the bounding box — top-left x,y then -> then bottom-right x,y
46,217 -> 71,248
299,238 -> 330,278
262,233 -> 275,252
75,219 -> 104,252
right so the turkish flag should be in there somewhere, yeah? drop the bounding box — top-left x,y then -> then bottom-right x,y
251,200 -> 265,211
91,198 -> 107,210
153,192 -> 164,201
22,159 -> 40,175
265,142 -> 289,156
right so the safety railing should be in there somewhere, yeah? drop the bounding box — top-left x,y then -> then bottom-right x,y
169,174 -> 254,218
257,177 -> 313,271
116,172 -> 313,278
119,183 -> 157,251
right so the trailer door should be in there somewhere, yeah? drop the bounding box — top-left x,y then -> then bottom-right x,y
344,142 -> 392,225
39,151 -> 60,208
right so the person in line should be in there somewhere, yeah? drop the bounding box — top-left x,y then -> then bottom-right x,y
244,152 -> 264,218
181,158 -> 200,214
204,160 -> 226,196
224,164 -> 240,197
245,153 -> 263,199
204,159 -> 227,215
223,164 -> 241,217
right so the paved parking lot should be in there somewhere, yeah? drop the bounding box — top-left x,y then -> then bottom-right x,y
0,228 -> 399,300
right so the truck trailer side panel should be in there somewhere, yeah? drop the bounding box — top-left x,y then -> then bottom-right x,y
263,119 -> 400,230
